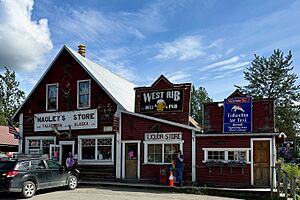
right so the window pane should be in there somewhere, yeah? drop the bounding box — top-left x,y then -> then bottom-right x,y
147,144 -> 162,163
97,138 -> 112,160
207,151 -> 224,160
82,139 -> 95,160
164,144 -> 179,163
78,81 -> 90,108
228,151 -> 246,161
47,85 -> 57,110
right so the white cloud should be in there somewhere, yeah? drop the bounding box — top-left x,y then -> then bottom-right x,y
199,56 -> 241,72
166,71 -> 191,83
155,36 -> 205,61
212,61 -> 250,72
0,0 -> 53,71
208,39 -> 224,49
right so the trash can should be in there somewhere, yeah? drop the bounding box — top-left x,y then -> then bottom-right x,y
159,166 -> 168,185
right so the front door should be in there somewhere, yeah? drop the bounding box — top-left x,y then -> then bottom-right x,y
253,140 -> 270,186
61,145 -> 73,168
125,143 -> 138,179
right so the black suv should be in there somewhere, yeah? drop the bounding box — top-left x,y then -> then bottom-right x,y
0,157 -> 79,198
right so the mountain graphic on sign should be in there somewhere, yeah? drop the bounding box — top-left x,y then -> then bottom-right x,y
231,104 -> 245,112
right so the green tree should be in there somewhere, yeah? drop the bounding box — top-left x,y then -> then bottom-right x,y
236,49 -> 300,138
0,67 -> 25,125
190,85 -> 212,125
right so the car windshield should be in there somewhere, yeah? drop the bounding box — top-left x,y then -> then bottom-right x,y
0,161 -> 16,170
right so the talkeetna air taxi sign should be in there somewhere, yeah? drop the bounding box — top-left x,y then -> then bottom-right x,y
223,97 -> 252,133
140,89 -> 183,112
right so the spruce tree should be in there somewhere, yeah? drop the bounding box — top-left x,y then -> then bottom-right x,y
190,85 -> 212,125
0,67 -> 25,125
236,49 -> 300,138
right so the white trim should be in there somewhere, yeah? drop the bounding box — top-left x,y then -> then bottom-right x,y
143,140 -> 184,164
197,133 -> 280,137
18,113 -> 23,153
202,148 -> 251,163
121,111 -> 201,132
46,83 -> 59,111
77,79 -> 91,109
25,136 -> 56,154
116,109 -> 122,179
192,130 -> 196,182
250,138 -> 272,186
77,134 -> 115,165
121,140 -> 141,180
59,140 -> 75,164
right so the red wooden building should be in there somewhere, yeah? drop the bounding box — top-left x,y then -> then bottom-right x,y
119,76 -> 200,183
13,44 -> 280,187
196,91 -> 279,187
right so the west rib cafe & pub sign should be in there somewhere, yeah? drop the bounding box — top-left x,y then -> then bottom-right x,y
223,97 -> 252,133
140,89 -> 183,112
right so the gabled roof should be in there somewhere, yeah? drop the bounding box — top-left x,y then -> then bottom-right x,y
65,46 -> 136,111
0,126 -> 18,146
121,111 -> 202,132
14,45 -> 136,120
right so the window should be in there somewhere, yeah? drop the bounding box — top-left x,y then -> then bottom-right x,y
77,80 -> 91,108
207,151 -> 225,160
203,148 -> 250,163
17,162 -> 30,171
78,135 -> 114,163
145,143 -> 180,164
228,151 -> 246,161
31,160 -> 46,170
26,137 -> 55,156
46,84 -> 58,111
46,160 -> 61,170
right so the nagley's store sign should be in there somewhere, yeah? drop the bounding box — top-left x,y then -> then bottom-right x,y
34,109 -> 97,132
145,132 -> 182,141
140,89 -> 183,112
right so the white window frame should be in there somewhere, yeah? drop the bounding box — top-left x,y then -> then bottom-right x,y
78,135 -> 114,165
143,141 -> 183,165
46,83 -> 58,111
202,148 -> 251,163
77,79 -> 91,109
25,136 -> 56,155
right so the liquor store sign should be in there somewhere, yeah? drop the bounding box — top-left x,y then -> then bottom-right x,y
34,109 -> 97,132
223,97 -> 252,133
140,89 -> 183,112
145,132 -> 182,141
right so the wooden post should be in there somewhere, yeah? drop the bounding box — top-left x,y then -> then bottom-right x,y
270,166 -> 274,198
284,172 -> 288,200
292,176 -> 296,200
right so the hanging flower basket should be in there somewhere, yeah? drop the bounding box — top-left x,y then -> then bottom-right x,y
205,160 -> 226,167
227,160 -> 247,167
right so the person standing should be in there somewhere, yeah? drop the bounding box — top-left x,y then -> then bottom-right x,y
66,152 -> 74,169
175,150 -> 184,186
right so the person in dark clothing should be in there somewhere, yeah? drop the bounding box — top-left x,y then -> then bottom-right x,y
175,150 -> 184,186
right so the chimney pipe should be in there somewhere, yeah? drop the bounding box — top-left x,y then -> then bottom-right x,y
78,44 -> 86,57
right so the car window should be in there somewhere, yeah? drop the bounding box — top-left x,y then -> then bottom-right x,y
16,161 -> 30,170
0,161 -> 16,170
46,160 -> 61,170
31,160 -> 46,170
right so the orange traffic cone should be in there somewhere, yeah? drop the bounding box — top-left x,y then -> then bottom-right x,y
169,171 -> 174,187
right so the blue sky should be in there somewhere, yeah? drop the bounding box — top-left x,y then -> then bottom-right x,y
0,0 -> 300,101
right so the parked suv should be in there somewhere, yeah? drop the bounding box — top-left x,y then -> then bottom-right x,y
0,157 -> 79,198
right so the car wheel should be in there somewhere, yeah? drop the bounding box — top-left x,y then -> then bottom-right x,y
67,175 -> 77,190
21,181 -> 36,198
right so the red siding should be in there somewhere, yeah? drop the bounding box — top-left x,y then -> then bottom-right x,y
121,113 -> 193,183
204,99 -> 275,133
196,136 -> 251,187
19,49 -> 118,180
